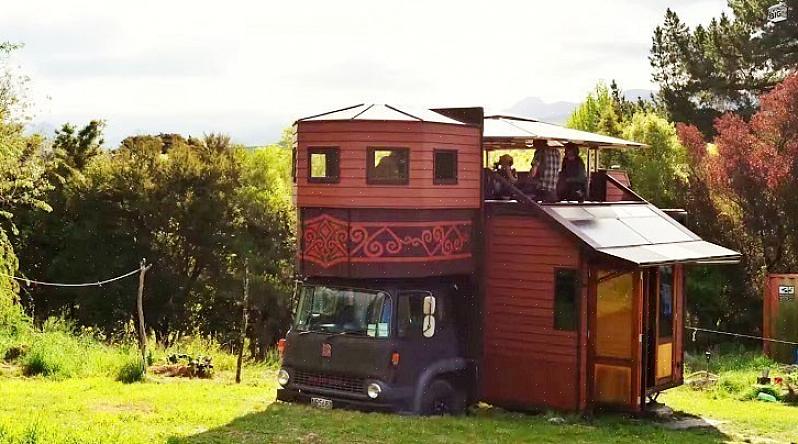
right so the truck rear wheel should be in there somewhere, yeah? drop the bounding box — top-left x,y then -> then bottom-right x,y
420,379 -> 466,416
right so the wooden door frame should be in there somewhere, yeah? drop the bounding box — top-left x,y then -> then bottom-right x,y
586,267 -> 644,412
642,265 -> 682,397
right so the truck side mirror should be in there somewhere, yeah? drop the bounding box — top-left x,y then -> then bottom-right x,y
422,315 -> 436,338
423,296 -> 436,315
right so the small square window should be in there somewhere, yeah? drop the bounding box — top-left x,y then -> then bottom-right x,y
554,269 -> 580,331
433,150 -> 458,184
307,147 -> 339,183
367,148 -> 409,185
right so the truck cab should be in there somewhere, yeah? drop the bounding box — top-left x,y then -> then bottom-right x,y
277,278 -> 476,414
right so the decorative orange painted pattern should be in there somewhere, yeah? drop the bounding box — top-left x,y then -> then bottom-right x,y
301,213 -> 472,268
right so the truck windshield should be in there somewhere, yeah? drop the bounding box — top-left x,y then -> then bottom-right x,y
294,286 -> 393,337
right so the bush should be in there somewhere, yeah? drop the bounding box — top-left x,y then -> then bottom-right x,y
22,331 -> 83,378
686,349 -> 775,374
20,317 -> 136,379
116,354 -> 145,383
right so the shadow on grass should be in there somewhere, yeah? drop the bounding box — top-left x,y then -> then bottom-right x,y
168,402 -> 730,444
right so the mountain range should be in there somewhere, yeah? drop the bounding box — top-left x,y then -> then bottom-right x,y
502,89 -> 654,124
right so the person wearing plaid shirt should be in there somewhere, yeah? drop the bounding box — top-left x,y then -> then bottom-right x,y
530,139 -> 560,202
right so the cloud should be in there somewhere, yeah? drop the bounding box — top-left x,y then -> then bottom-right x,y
3,0 -> 729,146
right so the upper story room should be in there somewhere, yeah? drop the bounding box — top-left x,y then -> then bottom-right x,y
293,104 -> 482,210
292,104 -> 650,211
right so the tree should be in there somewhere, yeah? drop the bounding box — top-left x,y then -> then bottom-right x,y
566,82 -> 622,137
53,120 -> 105,173
18,130 -> 295,356
651,1 -> 798,135
621,112 -> 687,209
566,82 -> 686,208
0,42 -> 50,332
677,72 -> 798,332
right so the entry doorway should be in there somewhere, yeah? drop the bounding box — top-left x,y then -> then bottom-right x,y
643,265 -> 682,399
589,270 -> 642,410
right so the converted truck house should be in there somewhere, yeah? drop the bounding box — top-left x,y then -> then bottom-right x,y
276,104 -> 740,414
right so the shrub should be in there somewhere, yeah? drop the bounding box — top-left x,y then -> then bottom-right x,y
116,355 -> 145,383
22,331 -> 83,378
0,286 -> 31,342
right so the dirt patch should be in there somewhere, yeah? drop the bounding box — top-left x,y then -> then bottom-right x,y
92,401 -> 154,414
149,364 -> 213,379
659,417 -> 727,430
0,363 -> 21,377
3,345 -> 27,362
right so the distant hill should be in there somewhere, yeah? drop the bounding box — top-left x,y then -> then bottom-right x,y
503,89 -> 655,124
503,97 -> 577,124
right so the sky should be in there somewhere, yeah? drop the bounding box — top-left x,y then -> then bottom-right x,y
3,0 -> 729,146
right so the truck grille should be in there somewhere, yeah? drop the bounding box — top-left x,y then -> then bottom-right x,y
292,369 -> 365,393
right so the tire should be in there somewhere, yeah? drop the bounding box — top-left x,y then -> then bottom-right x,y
419,378 -> 467,416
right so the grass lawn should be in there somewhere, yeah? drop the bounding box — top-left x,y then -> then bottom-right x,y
1,368 -> 796,444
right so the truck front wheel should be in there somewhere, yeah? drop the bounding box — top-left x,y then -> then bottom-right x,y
419,378 -> 466,416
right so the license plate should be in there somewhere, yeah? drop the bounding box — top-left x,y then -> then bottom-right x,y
310,397 -> 333,409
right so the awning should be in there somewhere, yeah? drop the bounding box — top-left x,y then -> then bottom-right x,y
598,241 -> 741,266
540,202 -> 741,266
484,115 -> 646,149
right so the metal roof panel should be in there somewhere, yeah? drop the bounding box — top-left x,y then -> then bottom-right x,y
484,115 -> 646,149
541,202 -> 740,265
297,104 -> 466,125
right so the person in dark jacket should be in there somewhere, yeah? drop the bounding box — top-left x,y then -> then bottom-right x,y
558,143 -> 587,202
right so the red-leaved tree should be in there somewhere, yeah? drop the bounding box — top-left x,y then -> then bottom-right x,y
677,72 -> 798,332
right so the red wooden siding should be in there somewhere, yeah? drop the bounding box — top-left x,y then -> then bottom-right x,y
481,212 -> 583,411
605,170 -> 634,202
763,273 -> 798,358
295,120 -> 482,209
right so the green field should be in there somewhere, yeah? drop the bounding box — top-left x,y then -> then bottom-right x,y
0,367 -> 796,444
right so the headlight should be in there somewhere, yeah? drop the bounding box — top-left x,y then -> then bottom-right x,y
367,382 -> 382,399
277,369 -> 290,387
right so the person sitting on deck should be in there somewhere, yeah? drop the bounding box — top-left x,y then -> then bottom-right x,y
529,139 -> 560,203
491,153 -> 518,199
558,142 -> 587,202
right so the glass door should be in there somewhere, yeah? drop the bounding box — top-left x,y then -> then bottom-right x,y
590,271 -> 641,409
655,266 -> 676,385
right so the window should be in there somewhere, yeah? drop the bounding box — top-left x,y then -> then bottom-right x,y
294,285 -> 392,337
554,269 -> 580,331
307,147 -> 339,183
658,266 -> 674,338
433,149 -> 458,184
367,147 -> 409,185
397,291 -> 431,338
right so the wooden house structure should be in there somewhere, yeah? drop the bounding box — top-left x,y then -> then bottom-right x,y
290,104 -> 740,413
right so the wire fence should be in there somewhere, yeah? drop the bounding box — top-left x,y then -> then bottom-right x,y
686,326 -> 798,346
0,267 -> 143,288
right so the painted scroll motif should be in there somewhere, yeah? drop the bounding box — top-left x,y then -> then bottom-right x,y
302,214 -> 471,268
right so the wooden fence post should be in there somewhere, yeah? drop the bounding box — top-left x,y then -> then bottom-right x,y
235,260 -> 249,383
137,259 -> 149,374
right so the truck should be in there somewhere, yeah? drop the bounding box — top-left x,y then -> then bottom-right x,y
275,104 -> 740,415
